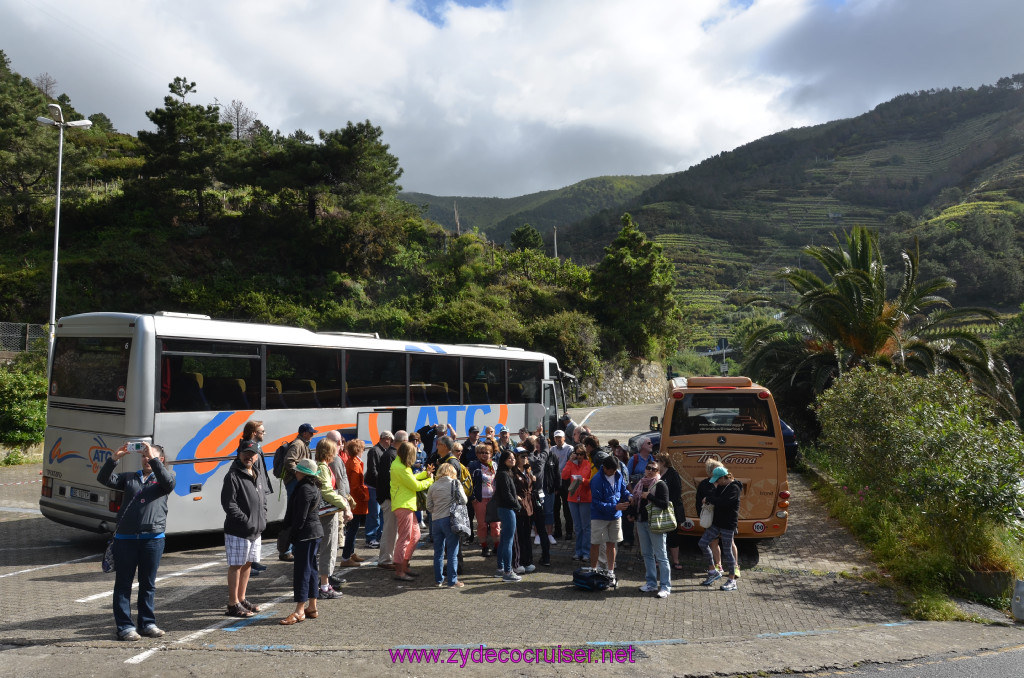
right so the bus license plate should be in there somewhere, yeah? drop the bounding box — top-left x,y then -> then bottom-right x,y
70,487 -> 91,501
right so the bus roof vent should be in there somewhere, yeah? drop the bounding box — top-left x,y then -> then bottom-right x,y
318,331 -> 380,339
154,311 -> 212,320
457,344 -> 525,351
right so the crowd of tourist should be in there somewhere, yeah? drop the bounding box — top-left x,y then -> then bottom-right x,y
102,416 -> 744,638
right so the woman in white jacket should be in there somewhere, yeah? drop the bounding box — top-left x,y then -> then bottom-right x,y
426,463 -> 468,588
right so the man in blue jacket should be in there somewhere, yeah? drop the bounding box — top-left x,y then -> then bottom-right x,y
588,456 -> 631,584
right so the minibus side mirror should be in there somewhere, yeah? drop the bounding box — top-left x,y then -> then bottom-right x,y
649,415 -> 661,432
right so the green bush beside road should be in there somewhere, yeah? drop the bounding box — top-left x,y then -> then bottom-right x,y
0,351 -> 46,452
807,368 -> 1024,614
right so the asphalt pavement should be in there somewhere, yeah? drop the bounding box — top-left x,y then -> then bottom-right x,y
0,404 -> 1021,677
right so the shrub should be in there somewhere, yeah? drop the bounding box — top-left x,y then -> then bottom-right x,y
814,367 -> 1024,579
0,351 -> 47,446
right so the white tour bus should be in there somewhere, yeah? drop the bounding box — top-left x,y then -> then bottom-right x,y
41,312 -> 572,535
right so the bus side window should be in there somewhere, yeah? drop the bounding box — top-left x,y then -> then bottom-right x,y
164,370 -> 209,412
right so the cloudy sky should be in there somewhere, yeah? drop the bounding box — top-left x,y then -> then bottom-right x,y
2,0 -> 1022,197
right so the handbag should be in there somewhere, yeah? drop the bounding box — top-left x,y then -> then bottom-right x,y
699,503 -> 714,529
449,482 -> 472,537
648,484 -> 677,534
101,539 -> 117,573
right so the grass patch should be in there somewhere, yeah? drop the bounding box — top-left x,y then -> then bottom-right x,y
805,458 -> 1024,620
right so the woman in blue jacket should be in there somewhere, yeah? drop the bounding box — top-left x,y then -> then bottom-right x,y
97,441 -> 176,641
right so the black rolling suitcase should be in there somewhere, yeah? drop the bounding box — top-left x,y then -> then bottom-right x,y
572,567 -> 616,591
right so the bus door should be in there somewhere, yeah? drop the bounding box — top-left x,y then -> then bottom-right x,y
542,382 -> 558,436
358,410 -> 395,446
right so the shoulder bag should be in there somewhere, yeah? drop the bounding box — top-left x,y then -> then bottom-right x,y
449,482 -> 472,537
648,482 -> 678,534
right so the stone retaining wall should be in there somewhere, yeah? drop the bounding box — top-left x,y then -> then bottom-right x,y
575,361 -> 665,406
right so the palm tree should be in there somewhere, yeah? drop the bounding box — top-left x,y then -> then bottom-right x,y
743,226 -> 1017,419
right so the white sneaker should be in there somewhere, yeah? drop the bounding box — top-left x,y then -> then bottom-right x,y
525,564 -> 536,573
534,535 -> 540,545
548,535 -> 557,545
503,571 -> 522,582
514,566 -> 526,575
639,584 -> 657,593
656,589 -> 670,599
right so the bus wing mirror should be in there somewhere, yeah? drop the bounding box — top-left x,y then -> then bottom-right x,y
649,415 -> 661,432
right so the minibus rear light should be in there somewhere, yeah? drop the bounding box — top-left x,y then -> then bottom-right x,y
776,511 -> 788,519
757,391 -> 770,399
777,501 -> 789,509
109,491 -> 123,514
672,390 -> 683,399
779,490 -> 790,499
41,476 -> 52,498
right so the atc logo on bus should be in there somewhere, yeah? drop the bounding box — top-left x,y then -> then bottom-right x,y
50,436 -> 114,474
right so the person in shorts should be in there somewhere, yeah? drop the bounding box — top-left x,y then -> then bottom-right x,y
221,439 -> 267,617
588,455 -> 631,584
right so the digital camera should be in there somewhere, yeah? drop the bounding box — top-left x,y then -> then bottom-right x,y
125,440 -> 147,453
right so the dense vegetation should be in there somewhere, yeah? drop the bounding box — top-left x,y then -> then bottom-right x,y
808,369 -> 1024,612
0,52 -> 682,387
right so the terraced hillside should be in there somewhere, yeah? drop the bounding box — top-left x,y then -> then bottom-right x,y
554,82 -> 1024,341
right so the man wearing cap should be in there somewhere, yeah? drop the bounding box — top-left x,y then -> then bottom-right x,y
464,425 -> 480,452
551,429 -> 574,540
277,423 -> 317,561
698,466 -> 743,591
221,440 -> 267,618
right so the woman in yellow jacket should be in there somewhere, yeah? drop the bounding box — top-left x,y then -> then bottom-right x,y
390,441 -> 434,581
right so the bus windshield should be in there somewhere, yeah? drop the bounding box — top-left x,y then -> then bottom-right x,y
50,337 -> 132,402
669,393 -> 775,437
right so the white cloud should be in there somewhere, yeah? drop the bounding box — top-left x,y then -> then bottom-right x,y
1,0 -> 1022,197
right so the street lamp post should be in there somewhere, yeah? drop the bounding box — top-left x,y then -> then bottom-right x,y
36,104 -> 92,361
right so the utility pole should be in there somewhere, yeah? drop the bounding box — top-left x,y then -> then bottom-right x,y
553,226 -> 558,259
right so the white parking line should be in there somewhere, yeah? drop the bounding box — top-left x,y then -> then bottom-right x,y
0,552 -> 100,579
0,505 -> 42,514
125,594 -> 291,664
75,561 -> 221,602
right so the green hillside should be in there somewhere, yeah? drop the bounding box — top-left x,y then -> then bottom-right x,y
547,78 -> 1024,347
400,174 -> 664,245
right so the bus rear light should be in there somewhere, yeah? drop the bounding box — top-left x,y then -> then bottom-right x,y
109,491 -> 123,514
776,511 -> 788,519
41,476 -> 52,498
777,501 -> 789,509
779,490 -> 791,499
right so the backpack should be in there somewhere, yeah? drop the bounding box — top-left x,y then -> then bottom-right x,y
272,443 -> 289,479
456,459 -> 473,499
572,567 -> 616,591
